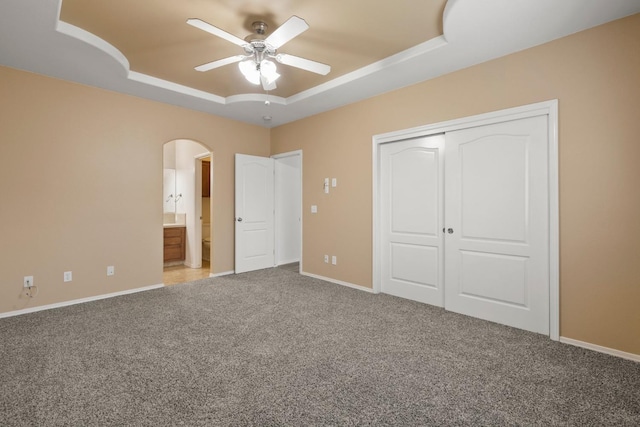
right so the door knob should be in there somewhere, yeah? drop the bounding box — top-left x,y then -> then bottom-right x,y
237,217 -> 243,222
447,228 -> 454,234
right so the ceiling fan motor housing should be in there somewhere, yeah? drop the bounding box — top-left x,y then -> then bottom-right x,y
243,39 -> 277,63
252,21 -> 268,35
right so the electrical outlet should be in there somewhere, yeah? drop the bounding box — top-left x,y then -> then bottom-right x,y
23,276 -> 33,288
63,271 -> 72,282
107,266 -> 115,276
332,178 -> 337,187
332,256 -> 337,265
324,255 -> 329,263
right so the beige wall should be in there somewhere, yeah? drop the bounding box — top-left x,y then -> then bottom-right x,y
271,14 -> 640,355
0,66 -> 269,313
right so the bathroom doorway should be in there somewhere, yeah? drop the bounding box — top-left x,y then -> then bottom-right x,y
196,154 -> 212,268
162,139 -> 213,285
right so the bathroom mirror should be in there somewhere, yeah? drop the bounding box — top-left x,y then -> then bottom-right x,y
163,168 -> 176,214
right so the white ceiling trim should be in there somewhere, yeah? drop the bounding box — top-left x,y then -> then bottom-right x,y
0,0 -> 638,128
128,72 -> 226,104
56,21 -> 129,76
285,36 -> 448,106
53,4 -> 450,113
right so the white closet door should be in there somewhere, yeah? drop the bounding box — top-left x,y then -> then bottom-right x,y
380,135 -> 445,306
235,154 -> 274,273
444,116 -> 549,334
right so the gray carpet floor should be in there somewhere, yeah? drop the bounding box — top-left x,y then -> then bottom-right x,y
1,268 -> 638,426
277,262 -> 299,273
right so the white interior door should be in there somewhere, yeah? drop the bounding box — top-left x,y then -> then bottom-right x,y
235,154 -> 274,273
380,135 -> 445,306
444,116 -> 549,334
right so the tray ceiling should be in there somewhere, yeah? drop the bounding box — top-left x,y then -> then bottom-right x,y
60,0 -> 446,98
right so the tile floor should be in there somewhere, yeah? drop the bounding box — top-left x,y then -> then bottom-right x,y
163,261 -> 299,286
163,261 -> 210,286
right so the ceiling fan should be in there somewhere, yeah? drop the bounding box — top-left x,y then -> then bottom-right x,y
187,16 -> 331,91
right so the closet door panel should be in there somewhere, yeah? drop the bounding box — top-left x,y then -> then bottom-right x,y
380,135 -> 445,306
444,116 -> 549,334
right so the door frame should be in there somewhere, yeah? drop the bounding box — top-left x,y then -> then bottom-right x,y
272,150 -> 303,273
194,152 -> 213,270
372,100 -> 559,340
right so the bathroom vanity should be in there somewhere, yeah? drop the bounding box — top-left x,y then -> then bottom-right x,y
163,226 -> 186,263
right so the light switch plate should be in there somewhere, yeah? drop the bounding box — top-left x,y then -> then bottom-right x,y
311,205 -> 318,213
332,178 -> 337,187
63,271 -> 72,282
23,276 -> 33,288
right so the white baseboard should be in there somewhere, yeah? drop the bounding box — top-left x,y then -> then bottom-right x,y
276,259 -> 300,266
0,284 -> 165,319
210,270 -> 234,278
300,272 -> 374,293
560,337 -> 640,363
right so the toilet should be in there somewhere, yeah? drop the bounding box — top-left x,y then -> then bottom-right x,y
202,223 -> 211,261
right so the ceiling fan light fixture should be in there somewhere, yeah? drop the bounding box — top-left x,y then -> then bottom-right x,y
238,60 -> 260,85
260,60 -> 280,85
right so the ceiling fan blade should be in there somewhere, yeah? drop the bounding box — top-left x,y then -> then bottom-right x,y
261,75 -> 277,91
195,55 -> 246,72
187,18 -> 247,47
265,16 -> 309,49
276,54 -> 331,75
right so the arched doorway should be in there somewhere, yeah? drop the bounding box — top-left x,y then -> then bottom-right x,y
162,139 -> 213,285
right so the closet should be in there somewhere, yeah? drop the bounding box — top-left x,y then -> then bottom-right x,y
375,104 -> 557,336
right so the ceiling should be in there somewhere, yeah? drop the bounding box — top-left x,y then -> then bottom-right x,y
60,0 -> 446,99
1,0 -> 639,127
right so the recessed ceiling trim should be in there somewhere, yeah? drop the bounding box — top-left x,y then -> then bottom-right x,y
286,35 -> 448,105
52,1 -> 448,111
56,21 -> 129,74
226,94 -> 286,105
128,72 -> 225,104
55,13 -> 449,108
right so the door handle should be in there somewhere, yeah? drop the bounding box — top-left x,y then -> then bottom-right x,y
237,217 -> 243,222
447,228 -> 454,234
